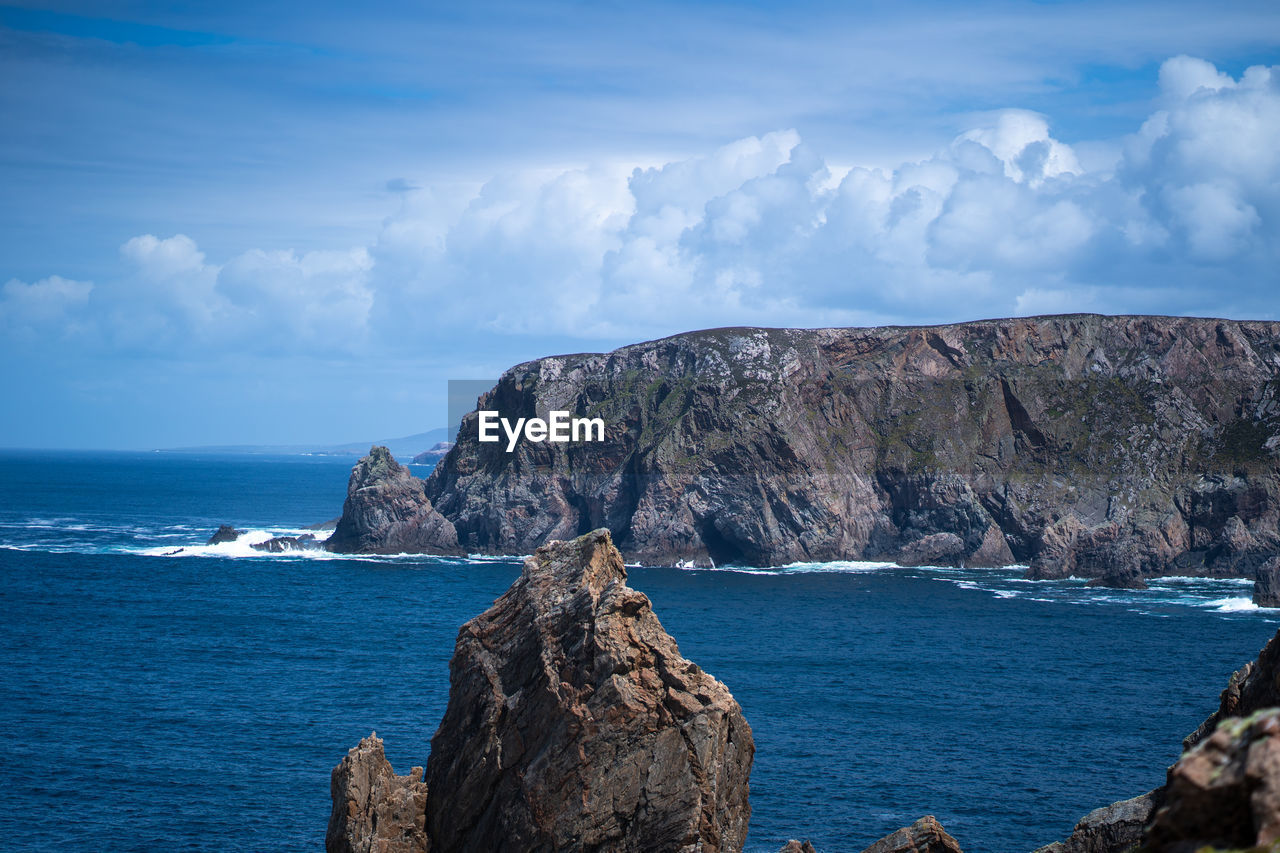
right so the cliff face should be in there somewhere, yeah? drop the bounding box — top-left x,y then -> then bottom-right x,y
419,314 -> 1280,578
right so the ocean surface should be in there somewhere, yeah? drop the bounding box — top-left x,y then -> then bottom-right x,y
1,450 -> 1277,852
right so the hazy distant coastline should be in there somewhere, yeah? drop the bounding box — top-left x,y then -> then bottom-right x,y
154,428 -> 449,459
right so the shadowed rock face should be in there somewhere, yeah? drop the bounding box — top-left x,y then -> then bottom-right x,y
413,315 -> 1280,579
326,446 -> 460,555
1255,557 -> 1280,607
424,529 -> 754,853
326,734 -> 429,853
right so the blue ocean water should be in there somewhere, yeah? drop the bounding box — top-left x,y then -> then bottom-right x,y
1,451 -> 1276,853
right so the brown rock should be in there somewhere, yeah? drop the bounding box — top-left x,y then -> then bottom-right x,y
1147,709 -> 1280,851
1029,791 -> 1160,853
858,815 -> 963,853
326,446 -> 461,555
1185,628 -> 1280,750
326,733 -> 429,853
778,841 -> 818,853
424,529 -> 754,852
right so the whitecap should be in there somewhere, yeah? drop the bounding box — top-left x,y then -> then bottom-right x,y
1205,596 -> 1263,613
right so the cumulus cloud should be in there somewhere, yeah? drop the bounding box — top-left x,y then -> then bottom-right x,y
0,275 -> 94,341
9,56 -> 1279,360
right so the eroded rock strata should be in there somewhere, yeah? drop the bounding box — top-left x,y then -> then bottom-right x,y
328,530 -> 754,853
326,446 -> 460,555
326,733 -> 429,853
424,529 -> 754,852
345,315 -> 1280,582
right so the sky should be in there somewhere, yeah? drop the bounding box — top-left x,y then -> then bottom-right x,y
1,0 -> 1278,449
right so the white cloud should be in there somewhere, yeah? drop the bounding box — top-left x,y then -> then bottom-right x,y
0,275 -> 94,341
10,56 -> 1280,359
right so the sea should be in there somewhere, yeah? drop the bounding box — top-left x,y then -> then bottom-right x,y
1,450 -> 1276,853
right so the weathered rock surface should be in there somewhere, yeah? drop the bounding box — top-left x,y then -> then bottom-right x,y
859,815 -> 963,853
251,533 -> 321,552
389,316 -> 1280,582
207,524 -> 243,545
778,841 -> 818,853
1146,709 -> 1280,852
424,529 -> 754,852
326,446 -> 461,555
1030,791 -> 1160,853
1185,628 -> 1280,750
326,733 -> 429,853
1255,557 -> 1280,607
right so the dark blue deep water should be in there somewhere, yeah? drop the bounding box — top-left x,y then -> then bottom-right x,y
1,451 -> 1277,852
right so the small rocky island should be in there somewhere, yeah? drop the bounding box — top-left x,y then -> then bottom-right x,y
326,314 -> 1280,591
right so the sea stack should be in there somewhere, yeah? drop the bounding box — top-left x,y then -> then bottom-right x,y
325,446 -> 461,555
425,529 -> 754,852
327,529 -> 754,853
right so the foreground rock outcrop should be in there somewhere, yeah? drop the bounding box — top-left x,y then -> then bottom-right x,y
326,734 -> 429,853
860,815 -> 964,853
326,446 -> 460,555
1185,628 -> 1280,751
1147,709 -> 1280,851
327,530 -> 754,853
339,316 -> 1280,584
424,529 -> 754,852
1037,628 -> 1280,853
1031,792 -> 1160,853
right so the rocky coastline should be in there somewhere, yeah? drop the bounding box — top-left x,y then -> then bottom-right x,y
324,314 -> 1280,594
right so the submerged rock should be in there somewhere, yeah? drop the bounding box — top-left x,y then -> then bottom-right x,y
1030,791 -> 1160,853
1146,709 -> 1280,851
326,733 -> 429,853
424,529 -> 754,852
858,815 -> 963,853
207,524 -> 243,545
326,446 -> 461,555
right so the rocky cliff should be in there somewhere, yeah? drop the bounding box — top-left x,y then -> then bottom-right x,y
326,446 -> 460,555
424,529 -> 753,852
328,529 -> 754,853
409,314 -> 1280,582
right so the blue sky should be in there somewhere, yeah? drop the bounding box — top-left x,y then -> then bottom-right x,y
2,1 -> 1278,449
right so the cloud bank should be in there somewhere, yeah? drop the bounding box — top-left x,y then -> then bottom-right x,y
4,57 -> 1277,359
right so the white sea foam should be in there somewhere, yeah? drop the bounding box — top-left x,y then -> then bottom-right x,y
137,527 -> 336,559
1205,596 -> 1265,613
